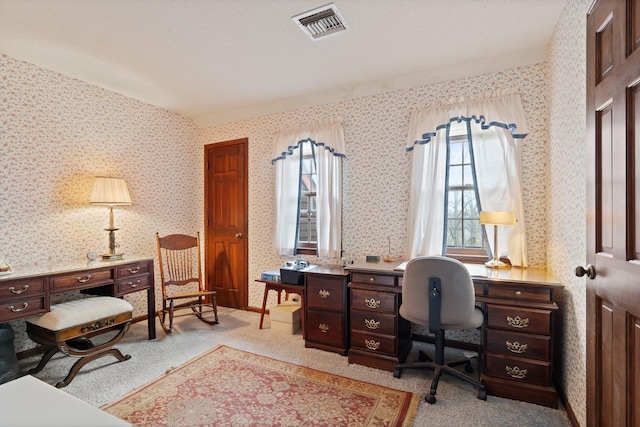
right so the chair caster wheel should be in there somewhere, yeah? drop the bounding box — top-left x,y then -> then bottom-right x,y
393,369 -> 401,378
465,363 -> 474,373
425,394 -> 436,404
477,389 -> 487,400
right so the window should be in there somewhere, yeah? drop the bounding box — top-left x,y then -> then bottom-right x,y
445,126 -> 487,259
405,92 -> 529,266
297,142 -> 317,253
272,121 -> 344,258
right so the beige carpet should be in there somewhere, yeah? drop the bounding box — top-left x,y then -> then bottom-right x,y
18,307 -> 571,426
102,345 -> 418,426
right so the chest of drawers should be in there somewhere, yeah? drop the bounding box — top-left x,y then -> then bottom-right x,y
304,266 -> 349,355
347,270 -> 411,372
476,278 -> 562,408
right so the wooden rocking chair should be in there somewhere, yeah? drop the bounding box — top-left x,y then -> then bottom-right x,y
155,232 -> 218,333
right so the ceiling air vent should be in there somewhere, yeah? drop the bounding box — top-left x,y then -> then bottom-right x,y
292,3 -> 349,41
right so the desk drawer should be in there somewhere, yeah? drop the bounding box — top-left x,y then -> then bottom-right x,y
486,283 -> 553,304
306,276 -> 345,311
350,289 -> 396,313
117,276 -> 150,295
117,262 -> 151,279
351,272 -> 396,287
0,278 -> 45,302
486,305 -> 552,335
350,309 -> 396,335
486,329 -> 551,361
306,310 -> 345,347
484,354 -> 552,387
50,269 -> 113,291
350,330 -> 396,356
0,297 -> 46,322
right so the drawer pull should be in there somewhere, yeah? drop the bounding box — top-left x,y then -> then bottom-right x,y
127,280 -> 142,288
515,290 -> 522,296
364,319 -> 380,330
76,274 -> 92,283
128,267 -> 141,274
505,341 -> 528,354
506,365 -> 528,379
368,277 -> 375,282
365,339 -> 380,351
8,285 -> 29,295
365,298 -> 380,309
318,289 -> 331,299
506,315 -> 529,328
319,323 -> 329,333
8,302 -> 28,313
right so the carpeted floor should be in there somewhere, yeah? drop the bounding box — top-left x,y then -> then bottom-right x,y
102,345 -> 419,426
18,307 -> 571,426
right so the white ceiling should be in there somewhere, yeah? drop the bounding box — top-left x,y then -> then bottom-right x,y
0,0 -> 567,127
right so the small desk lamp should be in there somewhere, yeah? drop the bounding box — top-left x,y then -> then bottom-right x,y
90,177 -> 131,260
479,211 -> 516,269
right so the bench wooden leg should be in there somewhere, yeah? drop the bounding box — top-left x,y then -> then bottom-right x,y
28,346 -> 59,375
56,348 -> 131,388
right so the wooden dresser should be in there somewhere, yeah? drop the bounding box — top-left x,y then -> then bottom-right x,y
475,269 -> 562,408
304,265 -> 350,355
344,260 -> 562,408
0,258 -> 156,340
346,262 -> 411,372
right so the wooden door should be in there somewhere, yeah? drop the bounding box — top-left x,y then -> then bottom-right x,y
204,138 -> 248,309
586,1 -> 640,425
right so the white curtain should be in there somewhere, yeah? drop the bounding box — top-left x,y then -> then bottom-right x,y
405,90 -> 529,267
272,121 -> 345,258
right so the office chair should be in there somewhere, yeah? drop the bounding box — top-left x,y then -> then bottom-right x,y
393,256 -> 487,404
155,232 -> 218,333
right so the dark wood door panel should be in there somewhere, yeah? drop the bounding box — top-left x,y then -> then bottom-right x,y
205,139 -> 248,310
587,1 -> 640,424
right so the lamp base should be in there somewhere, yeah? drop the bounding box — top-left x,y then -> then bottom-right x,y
101,253 -> 125,261
484,258 -> 510,269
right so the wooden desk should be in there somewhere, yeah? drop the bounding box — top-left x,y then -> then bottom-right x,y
345,260 -> 563,408
0,258 -> 156,341
304,265 -> 350,355
255,279 -> 305,338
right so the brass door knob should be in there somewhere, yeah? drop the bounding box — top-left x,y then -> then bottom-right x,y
574,265 -> 595,279
235,233 -> 243,239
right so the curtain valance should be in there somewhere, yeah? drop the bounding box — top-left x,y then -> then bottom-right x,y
272,120 -> 346,163
406,90 -> 528,151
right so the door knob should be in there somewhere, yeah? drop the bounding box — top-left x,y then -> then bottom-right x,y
235,233 -> 243,239
574,264 -> 595,279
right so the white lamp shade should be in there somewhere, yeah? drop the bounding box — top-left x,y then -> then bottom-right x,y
90,177 -> 132,205
479,211 -> 516,226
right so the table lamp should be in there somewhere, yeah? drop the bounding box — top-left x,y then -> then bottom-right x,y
90,176 -> 131,260
479,211 -> 516,269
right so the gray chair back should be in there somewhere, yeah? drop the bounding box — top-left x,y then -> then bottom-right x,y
400,256 -> 478,330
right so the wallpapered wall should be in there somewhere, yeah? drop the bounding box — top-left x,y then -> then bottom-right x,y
546,0 -> 591,425
200,63 -> 550,310
1,54 -> 202,351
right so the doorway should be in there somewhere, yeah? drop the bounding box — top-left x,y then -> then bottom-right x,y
204,138 -> 248,309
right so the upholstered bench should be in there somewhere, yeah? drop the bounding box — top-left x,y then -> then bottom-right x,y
25,296 -> 133,388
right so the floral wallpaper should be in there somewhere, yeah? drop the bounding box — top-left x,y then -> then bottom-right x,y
1,54 -> 202,352
546,0 -> 592,425
200,63 -> 550,314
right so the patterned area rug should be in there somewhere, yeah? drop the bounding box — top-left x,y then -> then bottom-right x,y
102,345 -> 418,426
